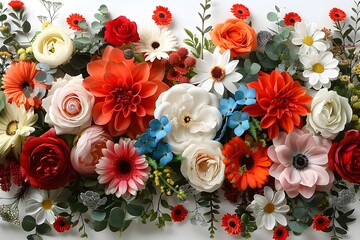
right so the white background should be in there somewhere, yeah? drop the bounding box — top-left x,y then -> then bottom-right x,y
1,0 -> 360,239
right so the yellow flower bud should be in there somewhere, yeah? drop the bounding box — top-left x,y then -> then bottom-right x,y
26,47 -> 33,53
348,83 -> 355,89
17,48 -> 26,55
353,102 -> 360,109
0,25 -> 8,32
19,53 -> 27,61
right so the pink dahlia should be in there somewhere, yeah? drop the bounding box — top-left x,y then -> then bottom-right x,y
268,128 -> 334,198
95,138 -> 150,197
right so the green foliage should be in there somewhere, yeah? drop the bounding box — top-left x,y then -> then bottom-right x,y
198,191 -> 220,238
109,207 -> 125,229
22,215 -> 36,232
0,91 -> 5,112
26,234 -> 43,240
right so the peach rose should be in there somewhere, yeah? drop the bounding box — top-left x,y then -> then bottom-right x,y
210,19 -> 257,57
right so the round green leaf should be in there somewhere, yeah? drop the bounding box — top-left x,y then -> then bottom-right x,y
36,223 -> 51,234
267,12 -> 278,22
127,204 -> 144,217
91,210 -> 107,221
22,215 -> 36,232
109,207 -> 125,228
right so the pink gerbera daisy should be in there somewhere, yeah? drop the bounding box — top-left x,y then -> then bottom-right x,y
95,138 -> 150,197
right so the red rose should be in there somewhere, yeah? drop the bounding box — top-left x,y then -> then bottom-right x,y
328,130 -> 360,183
20,129 -> 77,190
8,0 -> 24,11
104,16 -> 140,46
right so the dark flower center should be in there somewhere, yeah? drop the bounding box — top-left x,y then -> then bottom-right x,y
159,13 -> 165,18
21,81 -> 30,89
118,160 -> 131,174
292,153 -> 309,170
59,220 -> 66,227
317,218 -> 325,224
210,66 -> 225,81
290,18 -> 295,23
238,10 -> 243,14
109,87 -> 140,113
229,220 -> 236,228
240,154 -> 254,171
184,116 -> 191,123
175,209 -> 182,215
276,229 -> 284,236
74,19 -> 79,25
171,71 -> 179,77
335,13 -> 340,17
151,41 -> 160,50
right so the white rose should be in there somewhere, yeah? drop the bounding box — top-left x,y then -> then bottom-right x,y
181,141 -> 225,192
305,88 -> 352,139
42,75 -> 95,135
154,84 -> 222,154
32,26 -> 74,67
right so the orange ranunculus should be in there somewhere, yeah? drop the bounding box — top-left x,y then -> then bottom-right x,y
243,70 -> 312,139
83,46 -> 168,138
210,19 -> 257,57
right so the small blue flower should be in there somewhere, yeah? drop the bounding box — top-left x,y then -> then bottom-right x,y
134,133 -> 157,155
219,97 -> 237,116
152,141 -> 173,166
228,111 -> 250,136
149,116 -> 172,142
235,85 -> 256,106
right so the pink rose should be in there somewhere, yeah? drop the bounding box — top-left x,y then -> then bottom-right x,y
71,126 -> 112,175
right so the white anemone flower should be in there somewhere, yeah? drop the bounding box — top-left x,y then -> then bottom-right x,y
25,189 -> 67,225
0,102 -> 37,159
300,51 -> 339,89
190,47 -> 242,97
291,22 -> 328,55
135,26 -> 177,62
246,186 -> 290,230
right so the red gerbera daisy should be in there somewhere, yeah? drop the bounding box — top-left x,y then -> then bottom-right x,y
273,226 -> 289,240
221,213 -> 241,235
231,4 -> 250,20
171,204 -> 188,222
152,6 -> 172,26
8,0 -> 24,11
283,12 -> 302,26
329,8 -> 346,22
242,70 -> 312,139
53,216 -> 71,233
66,13 -> 86,31
313,214 -> 331,231
166,68 -> 180,82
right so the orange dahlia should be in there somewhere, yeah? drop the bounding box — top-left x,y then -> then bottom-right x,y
222,136 -> 272,191
83,46 -> 169,138
243,70 -> 312,139
2,61 -> 43,109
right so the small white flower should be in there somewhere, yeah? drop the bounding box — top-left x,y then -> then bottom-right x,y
191,47 -> 242,97
291,22 -> 328,55
135,26 -> 177,62
25,189 -> 67,225
246,186 -> 290,230
0,102 -> 37,159
300,51 -> 339,89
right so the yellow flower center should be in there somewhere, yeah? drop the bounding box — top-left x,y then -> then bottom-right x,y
41,199 -> 53,210
6,120 -> 18,136
264,203 -> 275,214
312,63 -> 325,73
210,66 -> 225,81
302,36 -> 314,46
180,113 -> 192,127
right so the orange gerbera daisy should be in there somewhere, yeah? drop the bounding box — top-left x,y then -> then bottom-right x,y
2,61 -> 43,109
222,136 -> 272,191
152,6 -> 172,26
83,46 -> 169,138
283,12 -> 302,26
243,70 -> 312,139
66,13 -> 86,31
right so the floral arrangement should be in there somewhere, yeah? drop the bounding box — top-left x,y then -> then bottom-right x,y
0,0 -> 359,240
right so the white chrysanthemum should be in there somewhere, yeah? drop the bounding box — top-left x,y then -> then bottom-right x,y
246,186 -> 290,230
135,26 -> 177,62
190,47 -> 242,97
25,189 -> 67,225
0,102 -> 37,159
291,22 -> 328,55
300,51 -> 339,89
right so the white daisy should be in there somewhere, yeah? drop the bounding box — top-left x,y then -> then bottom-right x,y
135,26 -> 177,62
291,21 -> 328,55
25,189 -> 67,225
300,51 -> 339,89
0,102 -> 37,159
190,47 -> 242,97
246,186 -> 290,230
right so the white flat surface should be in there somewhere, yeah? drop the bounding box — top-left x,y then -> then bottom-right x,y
1,0 -> 360,239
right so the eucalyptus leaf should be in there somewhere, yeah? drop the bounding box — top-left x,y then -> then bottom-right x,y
288,220 -> 308,234
249,63 -> 261,75
0,91 -> 6,112
36,223 -> 51,234
98,4 -> 108,14
109,207 -> 125,228
267,12 -> 278,22
127,204 -> 144,217
27,234 -> 43,240
22,20 -> 31,33
91,210 -> 107,222
22,215 -> 36,232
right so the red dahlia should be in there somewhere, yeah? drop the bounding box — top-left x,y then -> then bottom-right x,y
171,204 -> 188,222
313,214 -> 331,231
53,216 -> 71,233
273,226 -> 289,240
283,12 -> 302,26
152,6 -> 172,26
221,213 -> 241,235
231,4 -> 250,20
8,0 -> 24,11
329,8 -> 346,21
66,13 -> 86,31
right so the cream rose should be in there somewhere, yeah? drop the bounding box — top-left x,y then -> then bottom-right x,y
71,126 -> 112,175
32,26 -> 74,67
181,141 -> 225,192
305,88 -> 352,139
42,75 -> 95,135
154,84 -> 222,155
